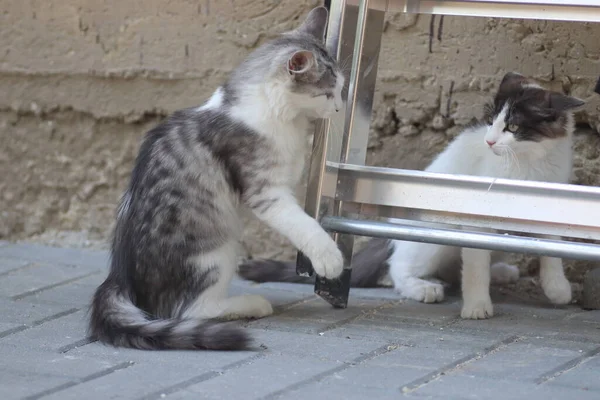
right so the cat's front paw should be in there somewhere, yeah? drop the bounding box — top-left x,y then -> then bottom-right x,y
461,296 -> 494,319
305,236 -> 344,279
542,276 -> 572,305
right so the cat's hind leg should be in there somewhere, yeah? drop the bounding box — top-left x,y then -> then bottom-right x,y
536,235 -> 571,305
389,241 -> 458,303
540,256 -> 572,305
489,252 -> 519,285
182,241 -> 273,321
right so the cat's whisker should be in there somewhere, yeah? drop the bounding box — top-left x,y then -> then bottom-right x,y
507,146 -> 521,174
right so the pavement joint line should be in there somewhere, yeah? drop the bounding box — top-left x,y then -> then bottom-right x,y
535,345 -> 600,384
0,307 -> 81,339
316,300 -> 400,335
0,261 -> 37,278
272,295 -> 319,314
10,270 -> 102,300
137,352 -> 268,400
400,335 -> 523,394
57,337 -> 97,354
259,343 -> 402,400
22,361 -> 135,400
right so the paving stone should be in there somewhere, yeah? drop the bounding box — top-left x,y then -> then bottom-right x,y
0,261 -> 101,299
411,374 -> 600,400
0,344 -> 135,400
0,243 -> 599,400
0,297 -> 77,326
547,353 -> 600,391
0,243 -> 108,270
18,273 -> 104,307
455,339 -> 597,382
155,330 -> 391,400
37,345 -> 256,400
0,309 -> 88,352
0,258 -> 32,275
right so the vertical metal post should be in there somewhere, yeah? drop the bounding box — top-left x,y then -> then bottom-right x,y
297,0 -> 386,308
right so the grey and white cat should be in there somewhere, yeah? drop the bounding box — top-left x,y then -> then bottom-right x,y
240,72 -> 584,319
89,7 -> 345,350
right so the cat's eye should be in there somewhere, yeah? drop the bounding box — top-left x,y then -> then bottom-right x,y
486,116 -> 494,125
506,123 -> 519,132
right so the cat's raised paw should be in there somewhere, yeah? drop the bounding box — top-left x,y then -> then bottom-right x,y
305,237 -> 344,280
461,298 -> 493,319
542,276 -> 572,305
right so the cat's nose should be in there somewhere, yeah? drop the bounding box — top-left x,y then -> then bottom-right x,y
486,140 -> 496,147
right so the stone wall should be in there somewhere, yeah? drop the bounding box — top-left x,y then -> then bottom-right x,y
1,1 -> 599,286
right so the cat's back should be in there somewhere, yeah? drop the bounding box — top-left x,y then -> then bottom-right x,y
426,124 -> 489,176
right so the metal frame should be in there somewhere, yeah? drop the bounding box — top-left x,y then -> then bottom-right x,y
299,0 -> 600,308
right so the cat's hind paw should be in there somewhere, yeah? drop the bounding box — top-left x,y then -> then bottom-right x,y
220,295 -> 274,320
542,276 -> 572,305
490,262 -> 520,285
402,279 -> 445,303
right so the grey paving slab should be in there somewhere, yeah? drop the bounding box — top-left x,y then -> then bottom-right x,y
0,309 -> 89,353
0,242 -> 599,400
0,261 -> 101,300
18,273 -> 104,307
0,258 -> 32,275
0,243 -> 108,270
410,375 -> 600,400
546,352 -> 600,391
0,297 -> 78,329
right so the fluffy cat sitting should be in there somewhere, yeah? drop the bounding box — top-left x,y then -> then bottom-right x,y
89,7 -> 345,350
239,72 -> 584,319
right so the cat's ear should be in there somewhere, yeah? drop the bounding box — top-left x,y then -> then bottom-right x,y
296,6 -> 329,41
287,50 -> 316,75
547,92 -> 585,112
499,72 -> 528,92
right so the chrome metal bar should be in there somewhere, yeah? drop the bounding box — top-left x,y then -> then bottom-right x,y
347,0 -> 600,22
324,163 -> 600,241
322,216 -> 600,261
311,0 -> 386,308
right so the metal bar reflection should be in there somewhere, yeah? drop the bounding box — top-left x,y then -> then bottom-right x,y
322,216 -> 600,261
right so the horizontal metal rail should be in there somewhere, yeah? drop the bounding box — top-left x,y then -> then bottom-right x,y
323,163 -> 600,241
322,216 -> 600,261
347,0 -> 600,22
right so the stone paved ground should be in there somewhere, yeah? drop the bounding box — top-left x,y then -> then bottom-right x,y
1,241 -> 599,400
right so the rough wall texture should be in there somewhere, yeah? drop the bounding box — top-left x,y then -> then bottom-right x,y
1,1 -> 599,290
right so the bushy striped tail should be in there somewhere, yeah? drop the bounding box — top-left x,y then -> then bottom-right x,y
89,280 -> 249,351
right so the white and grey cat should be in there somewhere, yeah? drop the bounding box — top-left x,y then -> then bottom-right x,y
240,72 -> 584,319
89,7 -> 345,351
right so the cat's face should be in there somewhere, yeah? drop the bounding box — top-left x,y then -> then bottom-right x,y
278,7 -> 344,118
274,7 -> 345,118
285,47 -> 345,118
482,72 -> 584,156
224,7 -> 344,119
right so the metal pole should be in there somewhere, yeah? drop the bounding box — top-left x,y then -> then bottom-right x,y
322,216 -> 600,261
